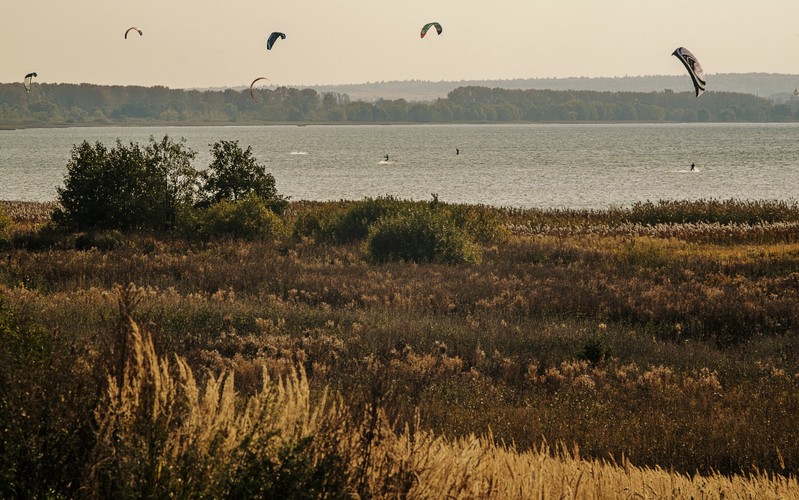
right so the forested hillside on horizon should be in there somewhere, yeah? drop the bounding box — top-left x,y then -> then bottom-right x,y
2,80 -> 799,127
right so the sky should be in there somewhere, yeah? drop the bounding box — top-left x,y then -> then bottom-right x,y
3,0 -> 799,89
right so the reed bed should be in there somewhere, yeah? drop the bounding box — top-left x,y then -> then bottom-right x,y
3,199 -> 799,495
88,312 -> 799,498
0,200 -> 58,224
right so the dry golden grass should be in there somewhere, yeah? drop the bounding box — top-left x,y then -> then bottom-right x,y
0,200 -> 58,224
90,309 -> 799,498
4,216 -> 799,476
5,200 -> 799,494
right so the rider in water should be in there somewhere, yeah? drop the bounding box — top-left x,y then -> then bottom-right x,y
384,154 -> 389,161
690,162 -> 696,171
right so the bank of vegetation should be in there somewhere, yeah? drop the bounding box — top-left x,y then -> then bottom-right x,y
2,81 -> 798,127
2,136 -> 799,496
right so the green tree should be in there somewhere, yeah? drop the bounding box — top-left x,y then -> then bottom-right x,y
772,104 -> 792,121
344,102 -> 373,122
54,140 -> 148,230
326,108 -> 347,121
744,107 -> 767,122
144,136 -> 199,230
408,103 -> 433,122
200,140 -> 288,213
54,136 -> 199,231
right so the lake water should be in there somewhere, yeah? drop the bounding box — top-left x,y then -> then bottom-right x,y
1,123 -> 797,209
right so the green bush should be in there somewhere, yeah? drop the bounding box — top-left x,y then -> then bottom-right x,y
446,203 -> 510,245
11,223 -> 68,251
578,334 -> 609,364
293,210 -> 325,240
367,207 -> 482,264
192,194 -> 286,240
320,196 -> 407,243
296,197 -> 509,248
74,230 -> 124,251
0,297 -> 97,499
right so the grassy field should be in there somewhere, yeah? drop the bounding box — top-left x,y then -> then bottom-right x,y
2,198 -> 799,497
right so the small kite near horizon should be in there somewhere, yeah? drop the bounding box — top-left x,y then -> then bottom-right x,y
420,22 -> 443,38
249,77 -> 270,101
125,27 -> 143,39
672,47 -> 706,97
23,72 -> 37,92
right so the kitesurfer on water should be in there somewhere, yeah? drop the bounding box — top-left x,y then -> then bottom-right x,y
690,162 -> 696,171
384,154 -> 389,161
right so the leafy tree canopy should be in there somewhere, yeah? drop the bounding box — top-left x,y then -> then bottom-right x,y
201,140 -> 288,213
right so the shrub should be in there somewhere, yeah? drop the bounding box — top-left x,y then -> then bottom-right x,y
11,223 -> 68,251
367,207 -> 482,264
286,201 -> 341,240
191,194 -> 287,240
320,196 -> 407,243
0,295 -> 98,499
293,210 -> 325,239
446,203 -> 510,245
297,197 -> 508,247
74,230 -> 124,251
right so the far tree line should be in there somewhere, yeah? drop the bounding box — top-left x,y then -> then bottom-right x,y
1,82 -> 797,125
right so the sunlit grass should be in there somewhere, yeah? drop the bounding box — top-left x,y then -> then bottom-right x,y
89,313 -> 799,498
4,198 -> 799,495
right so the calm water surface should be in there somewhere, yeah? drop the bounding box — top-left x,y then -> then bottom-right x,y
1,123 -> 797,209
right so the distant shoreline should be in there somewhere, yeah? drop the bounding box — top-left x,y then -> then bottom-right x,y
3,119 -> 793,131
3,81 -> 795,128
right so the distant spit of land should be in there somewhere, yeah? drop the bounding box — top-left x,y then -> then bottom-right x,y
278,73 -> 799,102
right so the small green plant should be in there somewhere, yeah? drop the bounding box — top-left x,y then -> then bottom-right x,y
578,334 -> 608,364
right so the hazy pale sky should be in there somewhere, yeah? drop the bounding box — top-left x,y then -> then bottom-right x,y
3,0 -> 799,89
